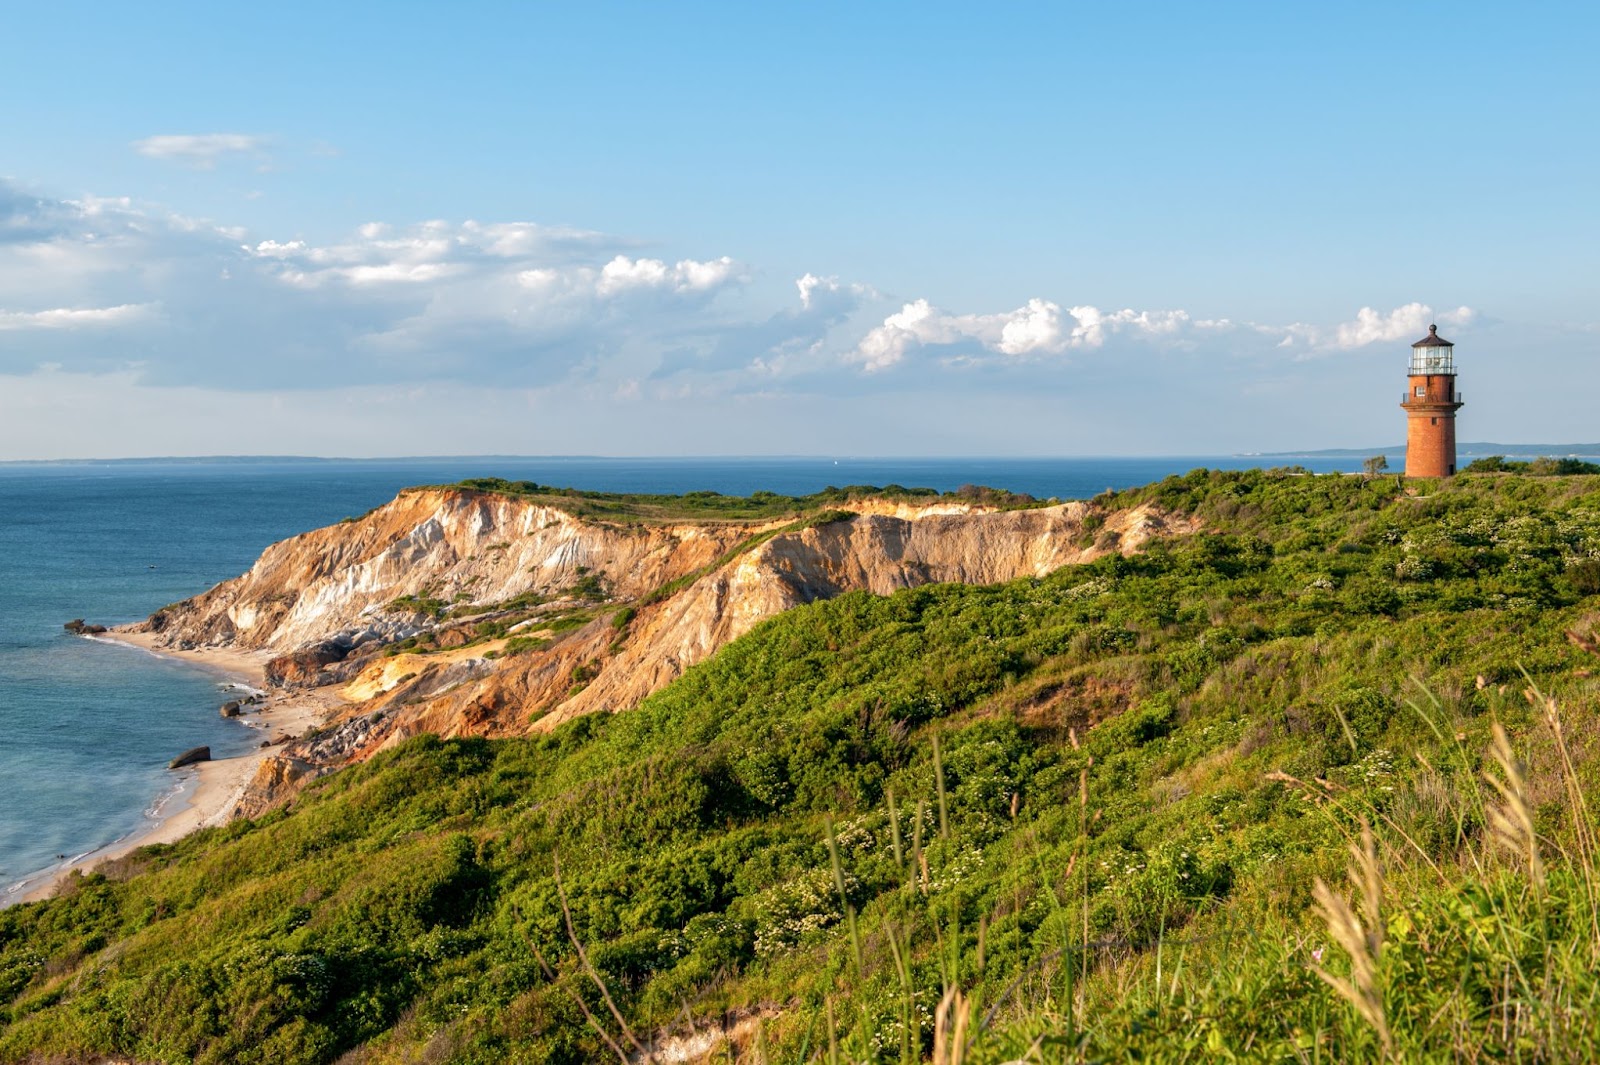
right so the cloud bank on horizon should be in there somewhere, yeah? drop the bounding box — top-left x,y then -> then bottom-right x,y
0,170 -> 1536,457
0,177 -> 1474,395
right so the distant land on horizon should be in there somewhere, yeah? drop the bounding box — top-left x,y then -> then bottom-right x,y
0,454 -> 613,467
6,445 -> 1600,467
1254,443 -> 1600,459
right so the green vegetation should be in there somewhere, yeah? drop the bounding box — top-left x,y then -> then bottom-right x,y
446,588 -> 550,621
494,635 -> 552,658
1465,455 -> 1600,475
385,573 -> 614,659
6,469 -> 1600,1062
438,479 -> 1043,524
570,568 -> 606,602
387,593 -> 448,620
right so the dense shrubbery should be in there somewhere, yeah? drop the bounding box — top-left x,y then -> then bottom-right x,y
1464,455 -> 1600,475
4,469 -> 1600,1061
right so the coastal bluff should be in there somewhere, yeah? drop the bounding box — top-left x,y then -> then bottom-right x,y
126,484 -> 1197,814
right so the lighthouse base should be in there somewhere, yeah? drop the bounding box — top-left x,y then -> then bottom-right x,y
1404,411 -> 1457,478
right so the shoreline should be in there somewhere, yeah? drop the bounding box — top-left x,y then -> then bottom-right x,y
6,630 -> 344,906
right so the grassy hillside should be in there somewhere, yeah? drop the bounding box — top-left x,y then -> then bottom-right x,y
5,468 -> 1600,1063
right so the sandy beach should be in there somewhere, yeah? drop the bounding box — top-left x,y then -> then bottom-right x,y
11,629 -> 344,905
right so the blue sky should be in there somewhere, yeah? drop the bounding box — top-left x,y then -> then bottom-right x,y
1,1 -> 1596,458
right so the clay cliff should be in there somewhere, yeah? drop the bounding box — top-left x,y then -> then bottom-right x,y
131,487 -> 1198,814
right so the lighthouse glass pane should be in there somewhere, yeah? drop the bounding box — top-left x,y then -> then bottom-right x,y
1410,349 -> 1454,374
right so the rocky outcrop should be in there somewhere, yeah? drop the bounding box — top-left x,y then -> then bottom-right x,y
131,487 -> 1197,815
168,746 -> 211,769
265,641 -> 351,688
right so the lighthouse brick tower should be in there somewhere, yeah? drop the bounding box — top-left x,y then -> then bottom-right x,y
1401,324 -> 1463,477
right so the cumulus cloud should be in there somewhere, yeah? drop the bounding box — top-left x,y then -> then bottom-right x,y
1272,303 -> 1477,352
853,298 -> 1194,370
513,254 -> 743,303
857,300 -> 951,370
1330,303 -> 1475,349
997,299 -> 1067,355
848,293 -> 1484,372
132,133 -> 269,168
797,273 -> 876,313
596,254 -> 738,295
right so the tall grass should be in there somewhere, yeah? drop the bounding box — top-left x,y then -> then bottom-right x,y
764,682 -> 1600,1063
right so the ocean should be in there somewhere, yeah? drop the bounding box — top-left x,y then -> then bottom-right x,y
0,454 -> 1364,897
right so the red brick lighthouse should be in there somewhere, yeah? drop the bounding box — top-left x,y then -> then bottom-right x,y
1401,324 -> 1463,477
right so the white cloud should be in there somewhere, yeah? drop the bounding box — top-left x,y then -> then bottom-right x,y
847,295 -> 1488,373
1068,307 -> 1192,347
998,299 -> 1066,354
250,223 -> 661,297
853,298 -> 1192,370
251,240 -> 305,258
509,254 -> 743,305
0,303 -> 152,330
1274,303 -> 1477,352
132,133 -> 268,168
797,273 -> 832,309
796,273 -> 876,314
1332,302 -> 1435,348
856,299 -> 940,370
596,254 -> 739,296
1336,303 -> 1475,349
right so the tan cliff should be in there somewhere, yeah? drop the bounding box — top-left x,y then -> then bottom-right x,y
129,487 -> 1198,815
144,488 -> 769,653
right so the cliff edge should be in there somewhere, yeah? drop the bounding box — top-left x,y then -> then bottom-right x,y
131,486 -> 1198,813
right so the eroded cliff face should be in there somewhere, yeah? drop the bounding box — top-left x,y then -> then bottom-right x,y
146,488 -> 768,654
537,500 -> 1187,729
135,489 -> 1198,815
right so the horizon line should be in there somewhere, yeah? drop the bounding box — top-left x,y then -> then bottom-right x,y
6,444 -> 1600,467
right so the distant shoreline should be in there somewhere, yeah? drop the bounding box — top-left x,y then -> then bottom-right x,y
6,446 -> 1600,467
1252,444 -> 1600,460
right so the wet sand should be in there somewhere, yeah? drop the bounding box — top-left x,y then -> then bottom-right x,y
10,629 -> 344,905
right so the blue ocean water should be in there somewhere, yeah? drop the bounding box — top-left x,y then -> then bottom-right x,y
0,454 -> 1363,896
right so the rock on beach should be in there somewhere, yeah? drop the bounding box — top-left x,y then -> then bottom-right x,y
168,746 -> 211,769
